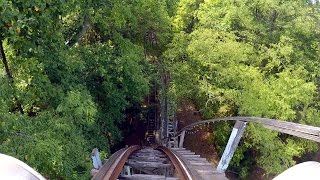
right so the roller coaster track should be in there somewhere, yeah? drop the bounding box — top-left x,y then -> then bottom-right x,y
92,116 -> 320,180
176,116 -> 320,143
92,145 -> 141,180
92,145 -> 220,180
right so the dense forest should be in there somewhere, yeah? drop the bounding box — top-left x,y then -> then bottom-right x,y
1,0 -> 320,179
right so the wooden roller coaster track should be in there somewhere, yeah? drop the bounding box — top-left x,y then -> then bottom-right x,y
177,116 -> 320,142
92,145 -> 216,180
91,116 -> 320,180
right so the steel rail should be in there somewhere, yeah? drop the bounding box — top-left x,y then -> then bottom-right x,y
156,146 -> 202,180
176,116 -> 320,142
92,145 -> 141,180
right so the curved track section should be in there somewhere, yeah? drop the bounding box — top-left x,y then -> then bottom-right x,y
92,145 -> 141,180
156,146 -> 202,180
93,145 -> 203,180
177,116 -> 320,142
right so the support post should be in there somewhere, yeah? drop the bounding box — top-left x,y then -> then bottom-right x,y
217,121 -> 247,172
123,165 -> 132,175
179,130 -> 186,148
91,148 -> 102,170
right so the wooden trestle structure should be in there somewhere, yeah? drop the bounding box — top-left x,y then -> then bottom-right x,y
91,116 -> 320,180
92,145 -> 227,180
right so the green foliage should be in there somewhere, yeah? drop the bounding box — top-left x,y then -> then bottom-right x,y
0,0 -> 156,179
165,0 -> 320,177
0,111 -> 91,179
2,0 -> 320,178
173,0 -> 203,32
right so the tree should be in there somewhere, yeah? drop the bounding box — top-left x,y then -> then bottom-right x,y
165,0 -> 320,177
0,0 -> 157,178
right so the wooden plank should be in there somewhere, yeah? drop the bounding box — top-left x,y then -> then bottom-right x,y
126,160 -> 172,168
192,165 -> 215,171
197,169 -> 224,174
125,162 -> 155,175
217,121 -> 247,172
119,174 -> 178,180
130,155 -> 167,160
129,157 -> 168,162
171,148 -> 186,150
176,152 -> 195,155
189,162 -> 212,166
173,150 -> 192,152
132,153 -> 166,157
188,160 -> 209,164
183,157 -> 207,162
138,149 -> 161,153
180,154 -> 201,158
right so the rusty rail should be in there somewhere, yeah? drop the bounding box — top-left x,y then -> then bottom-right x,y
93,145 -> 201,180
92,145 -> 141,180
156,146 -> 201,180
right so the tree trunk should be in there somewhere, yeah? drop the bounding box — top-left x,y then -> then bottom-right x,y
0,39 -> 13,82
66,15 -> 91,46
0,39 -> 24,114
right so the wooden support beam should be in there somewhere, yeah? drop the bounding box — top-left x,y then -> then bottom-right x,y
217,121 -> 247,172
125,162 -> 155,175
129,157 -> 168,162
119,174 -> 178,180
179,130 -> 186,148
126,160 -> 171,168
123,165 -> 132,176
177,151 -> 195,155
91,148 -> 102,170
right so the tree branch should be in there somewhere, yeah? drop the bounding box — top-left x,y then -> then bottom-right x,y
66,15 -> 91,46
0,39 -> 14,82
0,39 -> 24,114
